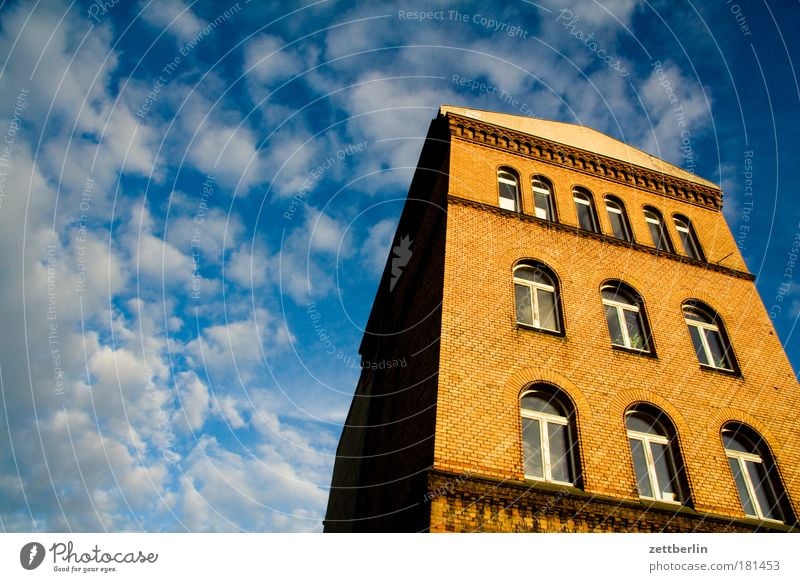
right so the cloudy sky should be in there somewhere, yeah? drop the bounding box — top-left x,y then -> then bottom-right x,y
0,0 -> 798,532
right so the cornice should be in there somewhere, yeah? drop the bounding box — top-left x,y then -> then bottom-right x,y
444,113 -> 723,211
447,194 -> 755,282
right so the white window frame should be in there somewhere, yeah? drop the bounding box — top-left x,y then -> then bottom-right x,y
725,450 -> 777,521
627,426 -> 681,504
684,310 -> 732,370
645,209 -> 672,252
498,171 -> 519,212
532,178 -> 554,220
602,293 -> 649,352
521,403 -> 573,485
573,190 -> 598,232
674,216 -> 703,260
605,198 -> 630,241
514,267 -> 559,332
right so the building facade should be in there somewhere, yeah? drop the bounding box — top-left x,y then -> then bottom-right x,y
324,106 -> 800,532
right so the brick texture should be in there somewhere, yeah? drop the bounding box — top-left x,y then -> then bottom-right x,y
324,109 -> 800,533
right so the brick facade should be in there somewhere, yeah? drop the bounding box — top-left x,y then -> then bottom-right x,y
324,107 -> 800,532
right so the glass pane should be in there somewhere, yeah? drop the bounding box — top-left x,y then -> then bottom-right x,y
515,284 -> 533,326
534,192 -> 551,220
627,413 -> 660,435
602,285 -> 634,307
521,393 -> 561,415
514,267 -> 549,285
576,203 -> 596,231
683,307 -> 706,323
723,431 -> 754,453
630,438 -> 653,498
650,442 -> 678,501
705,329 -> 731,369
688,325 -> 709,365
499,181 -> 517,211
746,461 -> 780,520
648,221 -> 666,250
608,211 -> 627,240
537,288 -> 558,331
605,305 -> 625,346
679,230 -> 699,259
522,418 -> 543,478
728,457 -> 757,516
624,310 -> 647,350
548,423 -> 572,483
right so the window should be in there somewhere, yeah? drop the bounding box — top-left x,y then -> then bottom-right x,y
521,386 -> 578,485
498,168 -> 520,212
532,176 -> 556,220
644,207 -> 673,252
626,408 -> 686,503
605,196 -> 631,242
514,263 -> 561,332
683,301 -> 735,371
601,282 -> 651,352
674,215 -> 704,260
573,187 -> 599,232
723,425 -> 788,522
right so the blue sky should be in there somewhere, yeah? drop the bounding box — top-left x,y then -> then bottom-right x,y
0,0 -> 798,532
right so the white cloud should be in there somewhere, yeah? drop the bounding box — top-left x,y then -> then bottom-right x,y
243,34 -> 304,86
359,218 -> 395,275
227,242 -> 272,288
139,0 -> 207,43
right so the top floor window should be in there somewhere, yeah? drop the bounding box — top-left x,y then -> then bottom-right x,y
573,187 -> 599,233
605,195 -> 631,242
498,168 -> 520,212
532,176 -> 556,221
674,215 -> 704,260
644,207 -> 673,252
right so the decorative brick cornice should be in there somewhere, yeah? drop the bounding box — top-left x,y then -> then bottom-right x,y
444,112 -> 723,211
427,469 -> 794,532
447,195 -> 755,282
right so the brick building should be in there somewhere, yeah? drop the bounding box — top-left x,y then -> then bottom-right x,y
323,106 -> 800,532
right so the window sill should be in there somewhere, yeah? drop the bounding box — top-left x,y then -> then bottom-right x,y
698,364 -> 742,378
515,323 -> 565,338
610,344 -> 658,359
638,498 -> 692,512
522,478 -> 583,496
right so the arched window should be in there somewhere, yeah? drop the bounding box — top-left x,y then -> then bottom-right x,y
644,207 -> 673,252
573,187 -> 599,232
532,176 -> 556,221
521,386 -> 579,485
722,424 -> 789,522
626,407 -> 686,503
601,281 -> 651,352
498,168 -> 520,212
674,215 -> 704,260
683,301 -> 736,371
605,195 -> 631,242
514,263 -> 561,332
